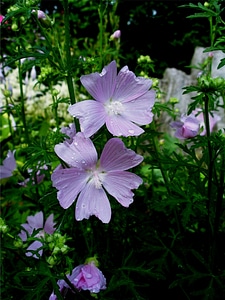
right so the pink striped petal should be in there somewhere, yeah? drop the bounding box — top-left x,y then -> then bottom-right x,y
103,171 -> 142,207
75,182 -> 111,223
100,138 -> 143,171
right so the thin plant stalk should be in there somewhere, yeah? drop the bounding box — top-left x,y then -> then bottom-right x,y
17,51 -> 29,143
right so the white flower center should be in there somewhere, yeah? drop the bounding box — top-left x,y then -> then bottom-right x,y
105,100 -> 124,116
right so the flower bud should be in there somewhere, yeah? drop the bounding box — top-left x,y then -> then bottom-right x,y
110,30 -> 121,40
14,239 -> 24,248
11,22 -> 18,31
47,255 -> 56,266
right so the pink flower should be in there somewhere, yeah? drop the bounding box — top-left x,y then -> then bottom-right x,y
170,114 -> 200,139
51,132 -> 143,223
68,61 -> 155,137
18,211 -> 56,259
49,262 -> 106,299
0,150 -> 16,179
110,30 -> 121,39
194,109 -> 221,136
0,15 -> 4,23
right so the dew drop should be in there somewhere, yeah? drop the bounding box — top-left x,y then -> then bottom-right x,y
128,129 -> 135,134
74,141 -> 78,146
85,273 -> 92,279
81,160 -> 86,164
82,204 -> 86,208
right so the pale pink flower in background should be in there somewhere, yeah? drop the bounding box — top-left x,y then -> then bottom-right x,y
194,109 -> 221,136
51,132 -> 143,223
0,150 -> 16,179
32,10 -> 47,20
30,66 -> 37,80
110,30 -> 121,39
18,211 -> 56,259
49,262 -> 106,299
19,165 -> 48,187
60,123 -> 76,144
170,113 -> 200,139
68,60 -> 155,137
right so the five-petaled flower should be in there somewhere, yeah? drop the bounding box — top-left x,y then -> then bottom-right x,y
68,60 -> 155,137
49,261 -> 106,299
51,132 -> 143,223
0,150 -> 16,179
18,211 -> 56,259
170,113 -> 200,139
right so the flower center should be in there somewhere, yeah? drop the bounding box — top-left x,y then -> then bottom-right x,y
105,100 -> 124,116
90,170 -> 103,189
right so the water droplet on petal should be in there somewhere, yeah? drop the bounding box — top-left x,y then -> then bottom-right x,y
74,141 -> 78,146
85,273 -> 92,279
128,129 -> 135,134
81,160 -> 86,164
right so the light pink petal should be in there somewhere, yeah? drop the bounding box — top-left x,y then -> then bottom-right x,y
68,101 -> 106,138
44,214 -> 56,234
54,132 -> 98,168
26,240 -> 43,258
103,171 -> 142,207
105,114 -> 144,136
100,138 -> 143,171
122,90 -> 155,125
60,123 -> 76,143
0,150 -> 16,179
80,61 -> 117,102
76,263 -> 106,292
75,182 -> 111,223
27,211 -> 43,229
51,167 -> 89,209
18,223 -> 33,241
112,66 -> 152,102
170,121 -> 183,129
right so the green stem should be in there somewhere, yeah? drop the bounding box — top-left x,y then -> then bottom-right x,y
98,0 -> 104,70
50,86 -> 60,132
62,0 -> 80,131
5,96 -> 14,141
18,52 -> 29,142
203,93 -> 215,272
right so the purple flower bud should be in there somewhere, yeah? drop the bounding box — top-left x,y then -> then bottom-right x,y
110,30 -> 121,39
49,261 -> 106,299
170,113 -> 200,139
32,10 -> 47,20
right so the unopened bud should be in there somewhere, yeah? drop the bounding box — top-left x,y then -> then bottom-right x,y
11,22 -> 18,31
110,30 -> 121,40
47,255 -> 56,266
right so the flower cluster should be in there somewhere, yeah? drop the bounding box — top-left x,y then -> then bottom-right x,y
17,60 -> 155,296
52,60 -> 155,223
